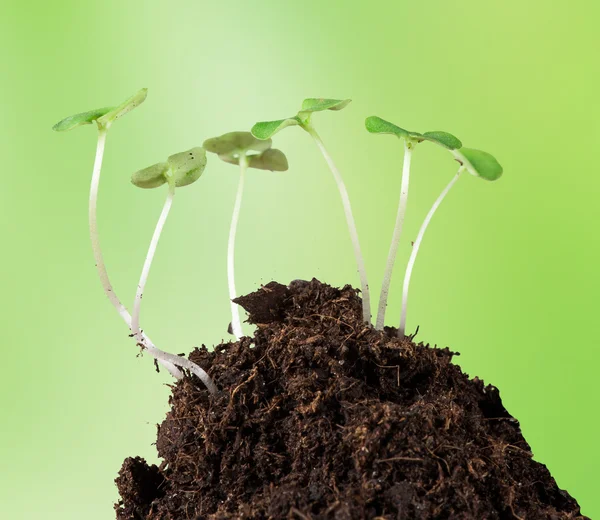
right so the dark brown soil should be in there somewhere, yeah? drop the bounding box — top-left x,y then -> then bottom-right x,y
115,279 -> 588,519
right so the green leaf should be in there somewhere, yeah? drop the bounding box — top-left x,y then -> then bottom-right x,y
97,88 -> 148,127
365,116 -> 410,138
251,118 -> 300,140
249,149 -> 289,171
456,148 -> 503,181
219,149 -> 289,172
366,117 -> 462,150
301,98 -> 351,112
203,132 -> 272,156
131,162 -> 169,189
420,131 -> 462,150
52,107 -> 114,132
167,146 -> 207,187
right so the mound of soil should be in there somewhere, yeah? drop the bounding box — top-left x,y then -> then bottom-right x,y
115,279 -> 588,519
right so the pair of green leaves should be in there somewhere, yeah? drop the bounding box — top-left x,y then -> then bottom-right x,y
131,147 -> 207,189
365,116 -> 462,151
52,89 -> 207,190
251,98 -> 351,140
365,116 -> 503,181
52,88 -> 148,131
203,131 -> 288,171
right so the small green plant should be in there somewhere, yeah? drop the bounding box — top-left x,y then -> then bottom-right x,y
130,146 -> 206,343
365,116 -> 462,330
251,99 -> 372,324
52,90 -> 216,393
397,145 -> 502,338
128,146 -> 215,392
203,132 -> 288,338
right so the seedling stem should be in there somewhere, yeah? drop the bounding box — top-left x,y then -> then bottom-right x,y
228,153 -> 248,339
131,177 -> 176,343
376,140 -> 414,330
398,166 -> 464,337
304,123 -> 371,323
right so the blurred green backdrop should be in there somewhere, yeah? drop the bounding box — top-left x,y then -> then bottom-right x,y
1,0 -> 598,518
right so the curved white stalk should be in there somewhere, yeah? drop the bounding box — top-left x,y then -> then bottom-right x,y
398,167 -> 463,337
141,341 -> 218,394
131,181 -> 175,342
305,124 -> 372,324
376,141 -> 413,330
89,126 -> 182,379
227,153 -> 247,339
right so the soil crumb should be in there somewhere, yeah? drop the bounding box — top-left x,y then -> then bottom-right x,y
115,279 -> 588,519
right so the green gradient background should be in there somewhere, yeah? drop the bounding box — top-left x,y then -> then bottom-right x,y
1,1 -> 598,518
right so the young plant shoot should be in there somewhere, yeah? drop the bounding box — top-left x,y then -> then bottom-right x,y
130,147 -> 206,345
52,90 -> 192,383
365,116 -> 462,330
129,147 -> 216,393
203,132 -> 289,339
397,146 -> 503,338
251,99 -> 372,324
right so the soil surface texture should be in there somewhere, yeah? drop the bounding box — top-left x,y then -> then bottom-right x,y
115,279 -> 588,519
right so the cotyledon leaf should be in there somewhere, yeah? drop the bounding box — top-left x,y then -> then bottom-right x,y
454,148 -> 503,181
219,148 -> 289,171
203,132 -> 272,156
131,162 -> 169,189
300,98 -> 351,113
97,88 -> 148,127
420,131 -> 462,150
167,147 -> 207,187
52,107 -> 114,132
365,116 -> 411,138
251,118 -> 300,140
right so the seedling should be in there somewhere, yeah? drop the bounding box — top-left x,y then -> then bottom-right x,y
252,99 -> 372,324
365,116 -> 462,330
129,146 -> 214,392
52,90 -> 216,392
398,146 -> 503,338
130,146 -> 206,344
203,132 -> 289,339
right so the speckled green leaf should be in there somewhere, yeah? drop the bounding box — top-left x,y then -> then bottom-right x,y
251,118 -> 300,140
203,132 -> 272,156
365,116 -> 411,138
52,107 -> 114,131
457,148 -> 503,181
301,98 -> 351,112
131,162 -> 169,189
167,146 -> 207,187
97,88 -> 148,126
420,131 -> 462,150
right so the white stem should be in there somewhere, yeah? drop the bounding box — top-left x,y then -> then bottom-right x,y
398,168 -> 463,337
141,341 -> 218,394
89,127 -> 182,379
227,154 -> 247,339
306,125 -> 371,324
376,141 -> 413,330
131,182 -> 175,342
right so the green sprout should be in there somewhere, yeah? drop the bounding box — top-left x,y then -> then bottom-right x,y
129,146 -> 215,393
203,132 -> 289,339
252,98 -> 371,324
130,147 -> 206,345
365,116 -> 462,330
397,145 -> 503,338
52,90 -> 216,392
